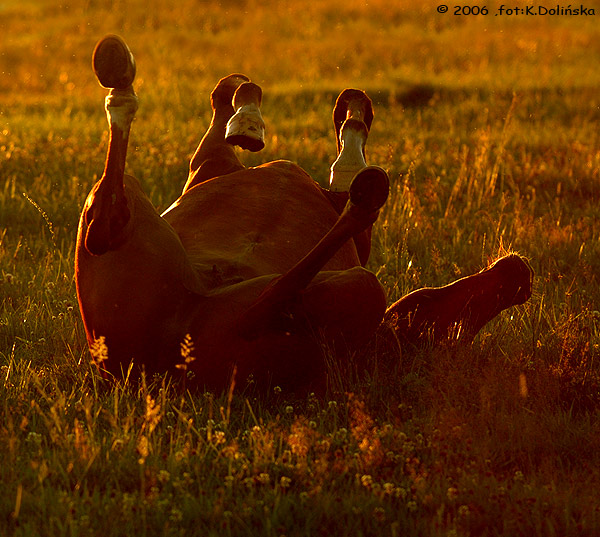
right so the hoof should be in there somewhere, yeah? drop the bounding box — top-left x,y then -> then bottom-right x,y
225,104 -> 266,152
93,35 -> 136,90
211,73 -> 251,109
333,89 -> 374,152
349,166 -> 389,212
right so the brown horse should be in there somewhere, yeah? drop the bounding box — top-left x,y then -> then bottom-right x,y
75,36 -> 532,392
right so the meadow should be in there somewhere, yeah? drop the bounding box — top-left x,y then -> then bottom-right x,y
1,0 -> 600,535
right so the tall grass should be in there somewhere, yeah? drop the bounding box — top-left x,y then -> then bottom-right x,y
1,0 -> 600,535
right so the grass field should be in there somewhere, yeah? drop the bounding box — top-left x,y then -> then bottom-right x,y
1,0 -> 600,535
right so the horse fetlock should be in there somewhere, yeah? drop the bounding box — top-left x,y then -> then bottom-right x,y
329,119 -> 369,192
105,89 -> 139,133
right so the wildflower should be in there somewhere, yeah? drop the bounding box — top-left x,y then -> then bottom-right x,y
514,470 -> 525,482
26,431 -> 42,446
395,487 -> 407,500
360,474 -> 373,488
121,493 -> 135,514
137,435 -> 149,464
273,386 -> 282,395
383,483 -> 395,495
212,430 -> 226,445
90,336 -> 109,367
169,507 -> 183,522
176,333 -> 196,371
381,423 -> 393,435
447,487 -> 459,501
373,507 -> 385,522
285,405 -> 294,415
458,505 -> 470,517
257,473 -> 270,485
224,476 -> 234,488
335,428 -> 348,441
158,470 -> 171,484
328,400 -> 338,410
407,501 -> 418,512
280,476 -> 292,489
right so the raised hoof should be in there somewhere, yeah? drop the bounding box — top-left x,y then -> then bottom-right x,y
349,166 -> 389,213
333,89 -> 374,149
225,104 -> 266,152
93,35 -> 136,90
211,74 -> 251,109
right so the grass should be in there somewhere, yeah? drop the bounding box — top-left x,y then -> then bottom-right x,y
1,0 -> 600,535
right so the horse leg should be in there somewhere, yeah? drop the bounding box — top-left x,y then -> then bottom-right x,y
323,89 -> 377,265
237,165 -> 390,340
82,35 -> 138,256
78,36 -> 205,379
381,254 -> 534,347
184,76 -> 265,193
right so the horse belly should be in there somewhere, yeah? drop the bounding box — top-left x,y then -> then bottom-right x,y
163,165 -> 361,279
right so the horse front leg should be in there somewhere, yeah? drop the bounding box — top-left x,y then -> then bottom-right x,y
237,165 -> 390,340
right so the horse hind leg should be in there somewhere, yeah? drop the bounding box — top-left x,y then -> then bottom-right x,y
82,35 -> 138,256
184,76 -> 265,193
